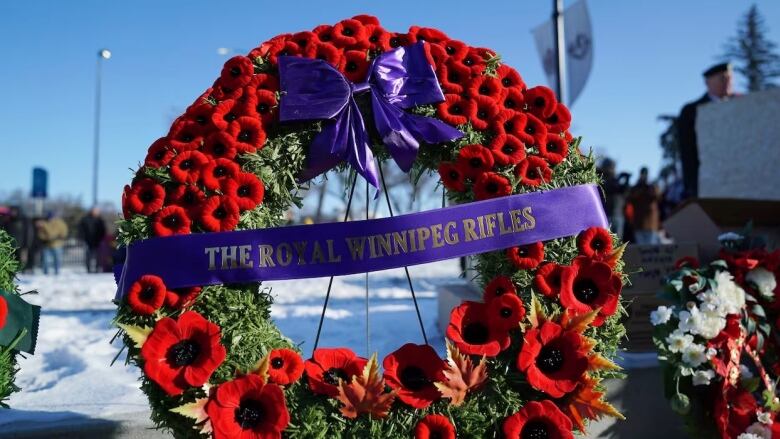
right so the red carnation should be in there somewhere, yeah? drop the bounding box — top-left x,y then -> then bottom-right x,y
141,311 -> 226,396
534,262 -> 564,298
201,158 -> 240,191
202,131 -> 238,160
152,205 -> 192,237
409,26 -> 449,44
268,348 -> 305,386
165,286 -> 202,309
206,374 -> 289,439
198,195 -> 240,232
577,227 -> 613,258
488,134 -> 526,166
468,75 -> 507,102
483,276 -> 517,302
559,256 -> 622,327
415,414 -> 456,439
144,137 -> 175,168
446,301 -> 511,357
127,275 -> 167,316
168,119 -> 204,151
331,19 -> 368,49
222,172 -> 266,211
441,39 -> 468,60
219,56 -> 254,90
524,86 -> 558,119
0,296 -> 7,330
229,116 -> 267,153
546,103 -> 572,134
438,162 -> 466,192
487,292 -> 526,331
516,156 -> 553,187
517,320 -> 589,398
473,172 -> 512,200
383,343 -> 445,409
304,347 -> 368,397
125,178 -> 165,216
341,50 -> 371,83
539,133 -> 569,165
437,94 -> 474,127
170,150 -> 209,184
469,95 -> 500,131
496,64 -> 526,91
456,144 -> 495,179
166,184 -> 206,217
503,400 -> 574,439
507,242 -> 545,270
501,88 -> 525,113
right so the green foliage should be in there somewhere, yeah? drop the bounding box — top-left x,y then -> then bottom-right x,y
0,229 -> 21,407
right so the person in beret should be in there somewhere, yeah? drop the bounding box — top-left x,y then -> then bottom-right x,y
677,62 -> 735,199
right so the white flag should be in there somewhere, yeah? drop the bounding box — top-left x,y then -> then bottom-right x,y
531,0 -> 593,105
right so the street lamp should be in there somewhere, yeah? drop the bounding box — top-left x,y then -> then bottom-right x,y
92,48 -> 111,207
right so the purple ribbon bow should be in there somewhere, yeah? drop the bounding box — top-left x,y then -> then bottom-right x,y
278,42 -> 463,188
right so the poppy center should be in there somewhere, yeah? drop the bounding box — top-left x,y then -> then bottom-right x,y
166,339 -> 201,367
463,57 -> 474,66
546,142 -> 557,152
486,182 -> 498,193
574,279 -> 600,303
214,166 -> 228,177
140,190 -> 155,202
469,158 -> 482,168
450,104 -> 463,115
479,85 -> 491,95
525,124 -> 536,134
517,247 -> 529,257
257,103 -> 269,113
505,98 -> 517,109
342,27 -> 354,36
445,45 -> 456,55
448,71 -> 461,83
521,420 -> 550,439
504,121 -> 515,132
534,97 -> 545,108
213,207 -> 227,219
502,78 -> 512,87
195,115 -> 208,125
448,170 -> 459,180
400,366 -> 430,391
323,367 -> 348,385
548,114 -> 559,123
494,287 -> 505,296
182,191 -> 197,205
234,399 -> 265,429
271,358 -> 284,369
140,286 -> 156,301
592,239 -> 604,250
430,432 -> 442,439
502,145 -> 515,154
536,345 -> 564,373
180,159 -> 193,170
212,143 -> 226,155
346,61 -> 358,72
238,130 -> 252,142
229,66 -> 242,77
463,322 -> 490,345
527,169 -> 539,179
238,185 -> 252,197
500,307 -> 513,318
180,133 -> 194,142
477,109 -> 487,119
369,35 -> 379,43
390,37 -> 401,47
224,112 -> 237,122
163,214 -> 180,228
153,150 -> 166,160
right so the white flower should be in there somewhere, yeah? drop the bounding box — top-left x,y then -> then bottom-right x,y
682,343 -> 708,367
743,421 -> 772,439
692,369 -> 715,386
738,434 -> 765,439
758,411 -> 772,425
697,312 -> 727,339
706,347 -> 717,359
719,232 -> 744,242
677,307 -> 701,333
666,330 -> 694,353
651,306 -> 673,326
714,271 -> 746,315
746,267 -> 777,299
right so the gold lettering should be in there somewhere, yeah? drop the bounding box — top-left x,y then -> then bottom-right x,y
277,243 -> 293,266
392,231 -> 408,254
311,241 -> 326,264
326,240 -> 341,262
239,245 -> 253,268
346,237 -> 367,260
510,209 -> 523,232
444,221 -> 459,244
463,219 -> 479,242
484,213 -> 497,237
477,215 -> 487,238
292,241 -> 307,265
497,212 -> 513,235
220,246 -> 239,269
376,233 -> 393,257
258,245 -> 275,267
409,228 -> 418,252
205,247 -> 219,270
416,227 -> 431,251
431,224 -> 445,248
522,207 -> 536,230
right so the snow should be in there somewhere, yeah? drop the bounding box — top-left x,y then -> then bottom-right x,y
0,260 -> 461,426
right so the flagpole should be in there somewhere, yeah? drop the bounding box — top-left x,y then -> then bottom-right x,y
552,0 -> 567,104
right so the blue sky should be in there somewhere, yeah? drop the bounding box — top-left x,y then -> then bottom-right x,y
1,0 -> 778,208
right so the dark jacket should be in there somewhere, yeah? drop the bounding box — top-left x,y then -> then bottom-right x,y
677,93 -> 712,198
79,215 -> 106,248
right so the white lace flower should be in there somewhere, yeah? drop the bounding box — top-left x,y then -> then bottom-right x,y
692,369 -> 715,386
746,267 -> 777,299
682,343 -> 708,367
743,421 -> 771,439
666,330 -> 694,353
714,270 -> 746,315
677,306 -> 701,333
651,306 -> 673,326
757,411 -> 772,425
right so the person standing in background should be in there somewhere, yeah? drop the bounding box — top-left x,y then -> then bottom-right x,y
627,167 -> 661,245
36,212 -> 68,275
79,207 -> 106,273
599,158 -> 631,239
677,63 -> 735,199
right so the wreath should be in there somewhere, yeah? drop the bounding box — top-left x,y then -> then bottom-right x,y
113,14 -> 628,438
651,231 -> 780,438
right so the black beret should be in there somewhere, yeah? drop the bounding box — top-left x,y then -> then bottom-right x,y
703,62 -> 731,77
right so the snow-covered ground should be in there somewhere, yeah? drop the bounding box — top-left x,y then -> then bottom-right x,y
1,260 -> 461,426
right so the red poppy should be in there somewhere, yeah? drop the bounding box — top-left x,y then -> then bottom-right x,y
501,88 -> 525,113
487,292 -> 526,331
331,19 -> 368,49
546,103 -> 572,134
304,347 -> 368,397
518,113 -> 548,147
0,296 -> 7,330
388,32 -> 415,48
438,162 -> 466,192
483,276 -> 517,302
415,414 -> 456,439
517,321 -> 589,398
125,178 -> 165,216
221,172 -> 266,211
468,75 -> 506,102
170,150 -> 209,184
165,287 -> 202,309
247,73 -> 280,93
168,119 -> 205,152
503,400 -> 574,439
576,227 -> 613,258
249,33 -> 290,60
198,195 -> 240,232
524,86 -> 558,119
263,38 -> 304,65
312,42 -> 343,67
341,50 -> 371,83
201,158 -> 240,191
352,14 -> 380,26
202,131 -> 238,160
229,116 -> 267,153
141,311 -> 226,396
496,64 -> 526,91
516,156 -> 553,187
456,144 -> 495,179
446,301 -> 511,357
459,47 -> 488,75
186,101 -> 216,129
438,59 -> 472,95
539,134 -> 569,165
534,262 -> 564,298
426,42 -> 448,67
437,94 -> 474,127
206,374 -> 289,439
219,56 -> 254,90
559,256 -> 622,327
144,137 -> 175,168
166,184 -> 206,217
211,78 -> 245,102
674,256 -> 700,269
312,25 -> 334,43
495,111 -> 528,140
507,242 -> 545,270
383,343 -> 445,409
469,95 -> 501,131
126,275 -> 168,315
365,24 -> 391,52
441,39 -> 468,60
408,26 -> 449,44
212,99 -> 249,131
473,172 -> 512,200
290,31 -> 320,55
488,134 -> 526,166
243,90 -> 278,127
267,348 -> 305,386
152,206 -> 192,237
